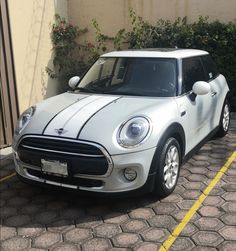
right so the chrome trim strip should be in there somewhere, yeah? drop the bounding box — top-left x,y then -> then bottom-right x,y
23,163 -> 41,171
14,156 -> 41,171
177,58 -> 182,96
21,144 -> 104,158
16,135 -> 113,177
18,167 -> 104,190
24,168 -> 78,189
45,180 -> 78,189
73,173 -> 105,179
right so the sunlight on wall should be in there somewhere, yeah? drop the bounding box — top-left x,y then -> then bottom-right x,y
68,0 -> 236,44
8,0 -> 68,112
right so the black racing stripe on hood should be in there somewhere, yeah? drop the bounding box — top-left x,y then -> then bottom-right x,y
76,96 -> 122,139
42,95 -> 89,135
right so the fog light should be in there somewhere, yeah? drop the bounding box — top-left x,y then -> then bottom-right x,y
124,168 -> 137,181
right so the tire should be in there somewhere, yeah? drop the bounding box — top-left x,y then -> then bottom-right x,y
152,137 -> 181,198
217,100 -> 230,137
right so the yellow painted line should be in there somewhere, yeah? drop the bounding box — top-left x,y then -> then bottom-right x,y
159,150 -> 236,251
0,172 -> 16,182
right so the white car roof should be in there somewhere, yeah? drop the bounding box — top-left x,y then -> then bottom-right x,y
101,48 -> 208,59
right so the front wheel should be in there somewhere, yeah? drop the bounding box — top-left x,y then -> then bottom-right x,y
153,138 -> 181,198
217,100 -> 230,137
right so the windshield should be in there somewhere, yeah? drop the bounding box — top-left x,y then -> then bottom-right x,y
76,57 -> 177,97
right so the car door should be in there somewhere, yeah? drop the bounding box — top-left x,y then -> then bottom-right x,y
175,56 -> 213,154
201,55 -> 226,129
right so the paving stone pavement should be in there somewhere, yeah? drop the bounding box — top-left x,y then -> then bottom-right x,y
0,114 -> 236,251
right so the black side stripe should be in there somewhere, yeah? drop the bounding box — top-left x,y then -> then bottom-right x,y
42,95 -> 89,135
76,97 -> 121,139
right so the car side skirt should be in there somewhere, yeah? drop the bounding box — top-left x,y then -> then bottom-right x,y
182,126 -> 219,164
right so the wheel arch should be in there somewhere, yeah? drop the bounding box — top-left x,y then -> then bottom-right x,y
149,122 -> 186,175
159,122 -> 186,158
226,91 -> 230,100
218,91 -> 230,125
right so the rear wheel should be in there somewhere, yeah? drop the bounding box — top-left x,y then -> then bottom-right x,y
217,100 -> 230,137
153,137 -> 181,197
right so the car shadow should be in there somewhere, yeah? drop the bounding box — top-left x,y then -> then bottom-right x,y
0,178 -> 160,230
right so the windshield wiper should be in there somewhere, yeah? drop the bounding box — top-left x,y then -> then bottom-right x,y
103,91 -> 138,96
76,87 -> 97,93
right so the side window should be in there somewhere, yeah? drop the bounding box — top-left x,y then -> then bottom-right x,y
182,57 -> 206,93
201,55 -> 219,81
111,58 -> 127,86
99,58 -> 114,79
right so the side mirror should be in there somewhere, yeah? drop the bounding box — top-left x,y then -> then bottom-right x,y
192,81 -> 210,95
68,76 -> 80,89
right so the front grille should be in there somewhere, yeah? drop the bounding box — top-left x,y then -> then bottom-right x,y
18,136 -> 109,176
20,137 -> 103,156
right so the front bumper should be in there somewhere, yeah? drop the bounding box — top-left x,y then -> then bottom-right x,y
13,146 -> 156,193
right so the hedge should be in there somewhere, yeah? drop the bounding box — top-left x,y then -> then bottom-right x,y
126,13 -> 236,109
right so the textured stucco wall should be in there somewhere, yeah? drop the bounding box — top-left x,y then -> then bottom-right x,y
68,0 -> 236,43
8,0 -> 68,112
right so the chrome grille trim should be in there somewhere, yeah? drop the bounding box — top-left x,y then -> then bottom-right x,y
21,144 -> 104,158
16,135 -> 113,177
21,167 -> 104,190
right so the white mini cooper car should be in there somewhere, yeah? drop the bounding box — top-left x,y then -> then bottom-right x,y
13,49 -> 230,197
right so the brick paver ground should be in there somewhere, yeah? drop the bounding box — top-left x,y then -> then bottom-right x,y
0,114 -> 236,251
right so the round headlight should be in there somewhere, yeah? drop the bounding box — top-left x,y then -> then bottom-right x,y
117,116 -> 151,148
15,106 -> 36,135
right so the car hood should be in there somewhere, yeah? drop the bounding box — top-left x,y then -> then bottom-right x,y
18,92 -> 177,154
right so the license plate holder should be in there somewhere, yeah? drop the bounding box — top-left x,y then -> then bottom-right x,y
41,159 -> 68,177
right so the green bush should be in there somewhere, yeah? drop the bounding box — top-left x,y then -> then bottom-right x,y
126,12 -> 236,109
46,15 -> 127,91
46,15 -> 88,91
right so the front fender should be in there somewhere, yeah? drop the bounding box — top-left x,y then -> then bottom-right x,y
149,122 -> 185,174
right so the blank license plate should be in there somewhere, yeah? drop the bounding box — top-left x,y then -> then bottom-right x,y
41,159 -> 68,176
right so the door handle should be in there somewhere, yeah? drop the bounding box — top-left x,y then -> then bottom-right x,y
211,91 -> 217,97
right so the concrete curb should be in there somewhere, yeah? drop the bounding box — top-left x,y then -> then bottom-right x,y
0,147 -> 13,160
